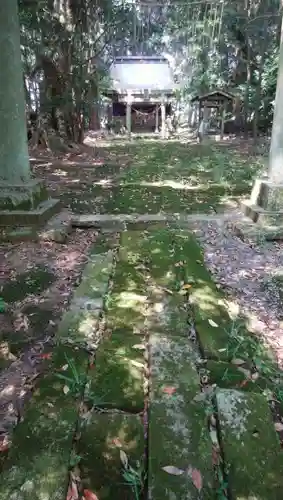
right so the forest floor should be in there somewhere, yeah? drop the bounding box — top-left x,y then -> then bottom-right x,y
1,135 -> 283,499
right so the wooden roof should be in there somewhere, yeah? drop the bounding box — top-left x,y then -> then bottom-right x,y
109,56 -> 175,93
191,90 -> 235,103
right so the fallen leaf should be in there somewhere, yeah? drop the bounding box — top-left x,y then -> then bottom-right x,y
132,344 -> 145,350
163,386 -> 176,395
212,446 -> 219,465
209,428 -> 218,446
231,358 -> 245,366
38,352 -> 52,360
162,465 -> 184,476
120,450 -> 128,468
237,367 -> 251,378
208,319 -> 218,328
274,422 -> 283,432
83,490 -> 99,500
182,284 -> 192,290
0,435 -> 10,452
237,379 -> 249,388
112,438 -> 122,447
67,480 -> 79,500
190,468 -> 203,491
63,385 -> 70,394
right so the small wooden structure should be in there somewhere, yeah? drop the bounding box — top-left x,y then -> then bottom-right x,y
105,56 -> 175,137
191,90 -> 235,138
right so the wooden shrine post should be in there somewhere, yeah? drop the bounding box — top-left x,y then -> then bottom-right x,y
126,91 -> 132,136
155,104 -> 159,133
161,95 -> 166,139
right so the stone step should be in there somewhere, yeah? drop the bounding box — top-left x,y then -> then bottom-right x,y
0,345 -> 89,500
148,334 -> 214,499
77,413 -> 144,500
55,236 -> 116,350
0,198 -> 60,226
216,389 -> 283,498
38,209 -> 73,243
72,212 -> 241,228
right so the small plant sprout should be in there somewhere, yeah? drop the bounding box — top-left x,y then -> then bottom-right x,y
55,353 -> 87,397
120,450 -> 145,500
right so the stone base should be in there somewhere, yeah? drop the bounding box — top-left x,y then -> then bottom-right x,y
0,198 -> 60,227
241,199 -> 283,224
232,217 -> 283,243
0,208 -> 72,243
0,179 -> 48,211
238,178 -> 283,241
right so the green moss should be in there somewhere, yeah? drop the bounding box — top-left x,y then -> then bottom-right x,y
172,231 -> 259,360
89,330 -> 145,411
73,250 -> 114,300
90,232 -> 120,254
0,370 -> 82,500
206,360 -> 271,392
216,389 -> 283,498
56,308 -> 101,347
78,413 -> 144,500
148,333 -> 214,499
1,266 -> 55,303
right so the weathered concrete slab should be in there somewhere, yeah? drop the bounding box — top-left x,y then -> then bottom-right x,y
56,246 -> 114,348
148,334 -> 213,499
233,217 -> 283,243
89,330 -> 145,411
0,198 -> 61,226
78,413 -> 144,500
216,389 -> 283,498
39,209 -> 73,243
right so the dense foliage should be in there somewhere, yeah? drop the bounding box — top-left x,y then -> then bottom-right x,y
19,0 -> 282,140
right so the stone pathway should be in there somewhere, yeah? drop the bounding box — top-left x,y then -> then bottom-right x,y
1,222 -> 283,499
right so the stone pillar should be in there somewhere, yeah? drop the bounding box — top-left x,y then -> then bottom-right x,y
0,0 -> 30,184
241,9 -> 283,229
126,92 -> 132,136
161,96 -> 166,139
0,0 -> 59,227
155,104 -> 159,133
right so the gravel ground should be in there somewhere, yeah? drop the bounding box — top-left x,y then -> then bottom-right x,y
191,217 -> 283,367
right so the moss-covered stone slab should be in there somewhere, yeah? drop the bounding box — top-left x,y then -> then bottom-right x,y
172,231 -> 257,360
216,389 -> 283,498
147,293 -> 189,337
106,260 -> 148,332
206,360 -> 270,392
148,334 -> 214,499
0,369 -> 83,500
89,330 -> 145,411
56,243 -> 114,348
78,413 -> 144,500
72,250 -> 114,301
56,307 -> 101,348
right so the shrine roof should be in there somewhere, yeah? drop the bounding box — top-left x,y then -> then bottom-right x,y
109,56 -> 175,93
191,90 -> 235,103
